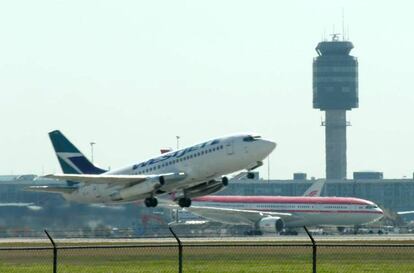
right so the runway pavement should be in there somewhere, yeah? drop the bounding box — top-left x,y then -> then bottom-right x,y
1,234 -> 414,244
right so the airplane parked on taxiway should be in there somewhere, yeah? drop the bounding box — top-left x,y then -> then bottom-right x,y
170,180 -> 383,234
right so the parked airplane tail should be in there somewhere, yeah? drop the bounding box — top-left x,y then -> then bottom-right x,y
303,179 -> 325,197
49,130 -> 107,175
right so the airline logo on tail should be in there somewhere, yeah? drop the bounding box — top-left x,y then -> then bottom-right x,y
303,180 -> 325,197
306,190 -> 319,197
56,152 -> 92,174
49,130 -> 106,175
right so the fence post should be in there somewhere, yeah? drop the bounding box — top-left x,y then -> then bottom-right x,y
44,230 -> 57,273
303,226 -> 317,273
169,226 -> 183,273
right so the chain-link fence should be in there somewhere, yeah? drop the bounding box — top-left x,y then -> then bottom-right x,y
317,244 -> 414,273
1,227 -> 414,273
0,247 -> 52,273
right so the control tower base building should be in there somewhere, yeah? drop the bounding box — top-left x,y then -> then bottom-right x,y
313,36 -> 359,180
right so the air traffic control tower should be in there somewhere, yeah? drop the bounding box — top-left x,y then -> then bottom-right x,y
313,35 -> 358,179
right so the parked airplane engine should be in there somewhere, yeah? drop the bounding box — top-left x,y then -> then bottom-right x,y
113,180 -> 161,201
183,180 -> 226,199
258,216 -> 284,234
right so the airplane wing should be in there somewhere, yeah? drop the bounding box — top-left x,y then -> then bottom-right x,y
186,206 -> 294,226
42,172 -> 186,186
0,202 -> 34,207
0,202 -> 42,211
27,185 -> 78,194
43,174 -> 148,185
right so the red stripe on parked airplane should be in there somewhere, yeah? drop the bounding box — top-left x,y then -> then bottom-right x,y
193,196 -> 371,205
249,209 -> 383,214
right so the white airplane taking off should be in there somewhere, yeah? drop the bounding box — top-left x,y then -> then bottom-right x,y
30,131 -> 276,208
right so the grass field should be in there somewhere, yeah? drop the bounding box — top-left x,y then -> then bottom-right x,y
1,241 -> 414,272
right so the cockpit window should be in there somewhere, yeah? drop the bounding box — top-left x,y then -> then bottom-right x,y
366,205 -> 378,209
243,135 -> 262,142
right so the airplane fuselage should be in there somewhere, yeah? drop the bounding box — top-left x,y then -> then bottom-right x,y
191,196 -> 384,227
63,134 -> 276,204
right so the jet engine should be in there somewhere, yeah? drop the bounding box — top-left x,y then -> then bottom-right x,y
111,180 -> 161,201
158,173 -> 187,190
258,217 -> 284,234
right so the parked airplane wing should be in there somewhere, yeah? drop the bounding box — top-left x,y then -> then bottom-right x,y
187,206 -> 294,226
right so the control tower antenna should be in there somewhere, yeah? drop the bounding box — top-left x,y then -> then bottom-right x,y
313,38 -> 359,180
330,33 -> 341,41
342,8 -> 345,41
347,25 -> 350,40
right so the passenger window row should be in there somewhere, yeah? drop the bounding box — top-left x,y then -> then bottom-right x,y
137,145 -> 224,174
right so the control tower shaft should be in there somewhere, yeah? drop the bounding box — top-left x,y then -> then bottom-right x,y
313,37 -> 358,180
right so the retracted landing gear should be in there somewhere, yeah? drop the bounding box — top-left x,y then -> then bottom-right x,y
144,197 -> 158,207
222,176 -> 229,186
247,172 -> 255,179
178,197 -> 192,208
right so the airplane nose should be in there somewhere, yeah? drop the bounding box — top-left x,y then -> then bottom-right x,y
249,138 -> 277,160
374,206 -> 384,221
264,140 -> 277,152
257,139 -> 277,157
378,207 -> 384,217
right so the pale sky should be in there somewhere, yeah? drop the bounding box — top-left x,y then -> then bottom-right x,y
1,1 -> 413,179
